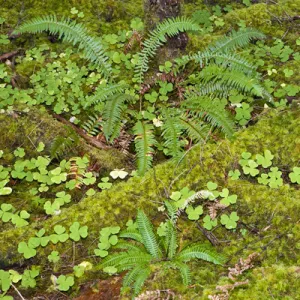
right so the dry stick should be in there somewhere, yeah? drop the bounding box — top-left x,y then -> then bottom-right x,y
11,283 -> 26,300
0,50 -> 19,61
52,113 -> 112,151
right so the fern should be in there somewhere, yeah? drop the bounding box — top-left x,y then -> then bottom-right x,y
182,96 -> 235,138
81,114 -> 101,136
84,82 -> 128,108
209,28 -> 265,53
132,267 -> 151,296
137,210 -> 162,259
119,230 -> 143,244
171,261 -> 191,285
50,126 -> 79,159
176,243 -> 226,265
161,110 -> 183,161
180,116 -> 209,143
102,94 -> 128,142
165,220 -> 177,259
133,121 -> 156,175
134,17 -> 201,83
14,15 -> 111,77
123,264 -> 148,288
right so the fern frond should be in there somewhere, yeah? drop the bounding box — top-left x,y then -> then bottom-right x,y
123,264 -> 149,288
165,220 -> 177,259
162,110 -> 183,161
119,230 -> 143,244
180,116 -> 209,143
176,243 -> 226,265
133,121 -> 156,175
84,82 -> 128,108
81,114 -> 101,136
101,251 -> 152,270
164,200 -> 178,224
182,96 -> 235,138
171,261 -> 191,285
132,266 -> 151,296
114,241 -> 146,252
50,126 -> 79,159
102,94 -> 129,142
137,210 -> 162,259
209,28 -> 265,53
134,17 -> 200,83
192,82 -> 233,99
14,15 -> 111,77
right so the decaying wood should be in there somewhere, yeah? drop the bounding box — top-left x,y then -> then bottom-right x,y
0,50 -> 19,61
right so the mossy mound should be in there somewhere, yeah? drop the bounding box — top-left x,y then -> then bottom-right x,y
1,107 -> 299,298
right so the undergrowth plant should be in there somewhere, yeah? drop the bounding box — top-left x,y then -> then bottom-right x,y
10,15 -> 270,176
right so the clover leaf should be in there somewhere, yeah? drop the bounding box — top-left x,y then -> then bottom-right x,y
55,191 -> 71,205
0,203 -> 13,222
50,225 -> 69,244
13,147 -> 25,158
243,160 -> 259,177
256,150 -> 274,168
94,249 -> 109,257
289,167 -> 300,184
103,266 -> 117,275
186,205 -> 203,220
228,169 -> 241,180
21,267 -> 39,288
257,173 -> 269,185
157,222 -> 167,236
48,251 -> 60,263
206,182 -> 219,199
73,265 -> 85,278
69,222 -> 88,242
0,270 -> 11,292
44,201 -> 61,216
18,242 -> 37,259
220,212 -> 239,229
98,177 -> 112,190
36,142 -> 45,152
239,152 -> 252,167
56,275 -> 74,291
203,215 -> 217,230
219,188 -> 237,206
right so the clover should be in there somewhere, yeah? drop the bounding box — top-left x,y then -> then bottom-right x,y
21,267 -> 39,288
228,169 -> 241,180
242,160 -> 259,177
50,167 -> 67,184
44,200 -> 61,216
86,188 -> 96,196
157,222 -> 167,236
69,222 -> 88,242
206,181 -> 219,200
203,215 -> 218,230
289,167 -> 300,184
239,151 -> 252,167
220,212 -> 239,229
98,177 -> 113,190
257,173 -> 269,185
256,150 -> 274,168
11,210 -> 30,228
145,91 -> 158,103
186,205 -> 203,220
0,166 -> 9,180
103,266 -> 117,275
56,275 -> 74,291
18,241 -> 37,259
36,142 -> 45,152
13,147 -> 25,158
28,229 -> 49,248
219,188 -> 237,206
0,270 -> 11,292
48,251 -> 60,263
55,191 -> 71,205
0,203 -> 13,222
49,225 -> 69,244
82,172 -> 96,185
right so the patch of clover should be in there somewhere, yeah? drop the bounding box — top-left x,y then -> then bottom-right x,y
0,203 -> 30,228
94,226 -> 121,258
56,275 -> 75,291
168,182 -> 239,231
289,167 -> 300,184
220,212 -> 239,229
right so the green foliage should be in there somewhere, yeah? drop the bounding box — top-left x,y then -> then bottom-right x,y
289,167 -> 300,184
13,15 -> 111,77
69,222 -> 88,242
56,275 -> 74,291
99,209 -> 225,297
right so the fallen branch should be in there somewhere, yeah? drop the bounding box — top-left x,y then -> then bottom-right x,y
52,113 -> 112,150
0,50 -> 20,61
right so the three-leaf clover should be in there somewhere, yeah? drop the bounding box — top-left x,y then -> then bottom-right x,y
98,177 -> 112,190
203,215 -> 217,230
239,152 -> 252,167
13,147 -> 25,158
50,225 -> 69,244
186,205 -> 203,220
220,212 -> 239,229
0,270 -> 11,292
21,268 -> 39,288
228,169 -> 241,180
56,275 -> 74,291
256,150 -> 274,168
18,242 -> 37,259
289,167 -> 300,184
48,251 -> 60,263
219,189 -> 237,206
69,222 -> 88,242
243,160 -> 259,177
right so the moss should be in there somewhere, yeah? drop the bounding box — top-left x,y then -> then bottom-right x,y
0,107 -> 299,298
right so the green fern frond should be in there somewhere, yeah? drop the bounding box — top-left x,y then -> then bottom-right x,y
164,200 -> 178,224
162,110 -> 183,161
209,28 -> 265,53
101,251 -> 152,270
84,82 -> 128,108
192,82 -> 233,98
182,96 -> 235,137
171,261 -> 191,285
137,210 -> 162,259
114,242 -> 146,252
180,116 -> 209,143
133,121 -> 156,175
199,65 -> 264,98
50,126 -> 79,159
176,243 -> 226,265
165,220 -> 177,259
14,15 -> 111,77
119,230 -> 143,244
102,94 -> 129,142
132,266 -> 151,296
81,114 -> 101,136
122,264 -> 149,288
134,17 -> 200,83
